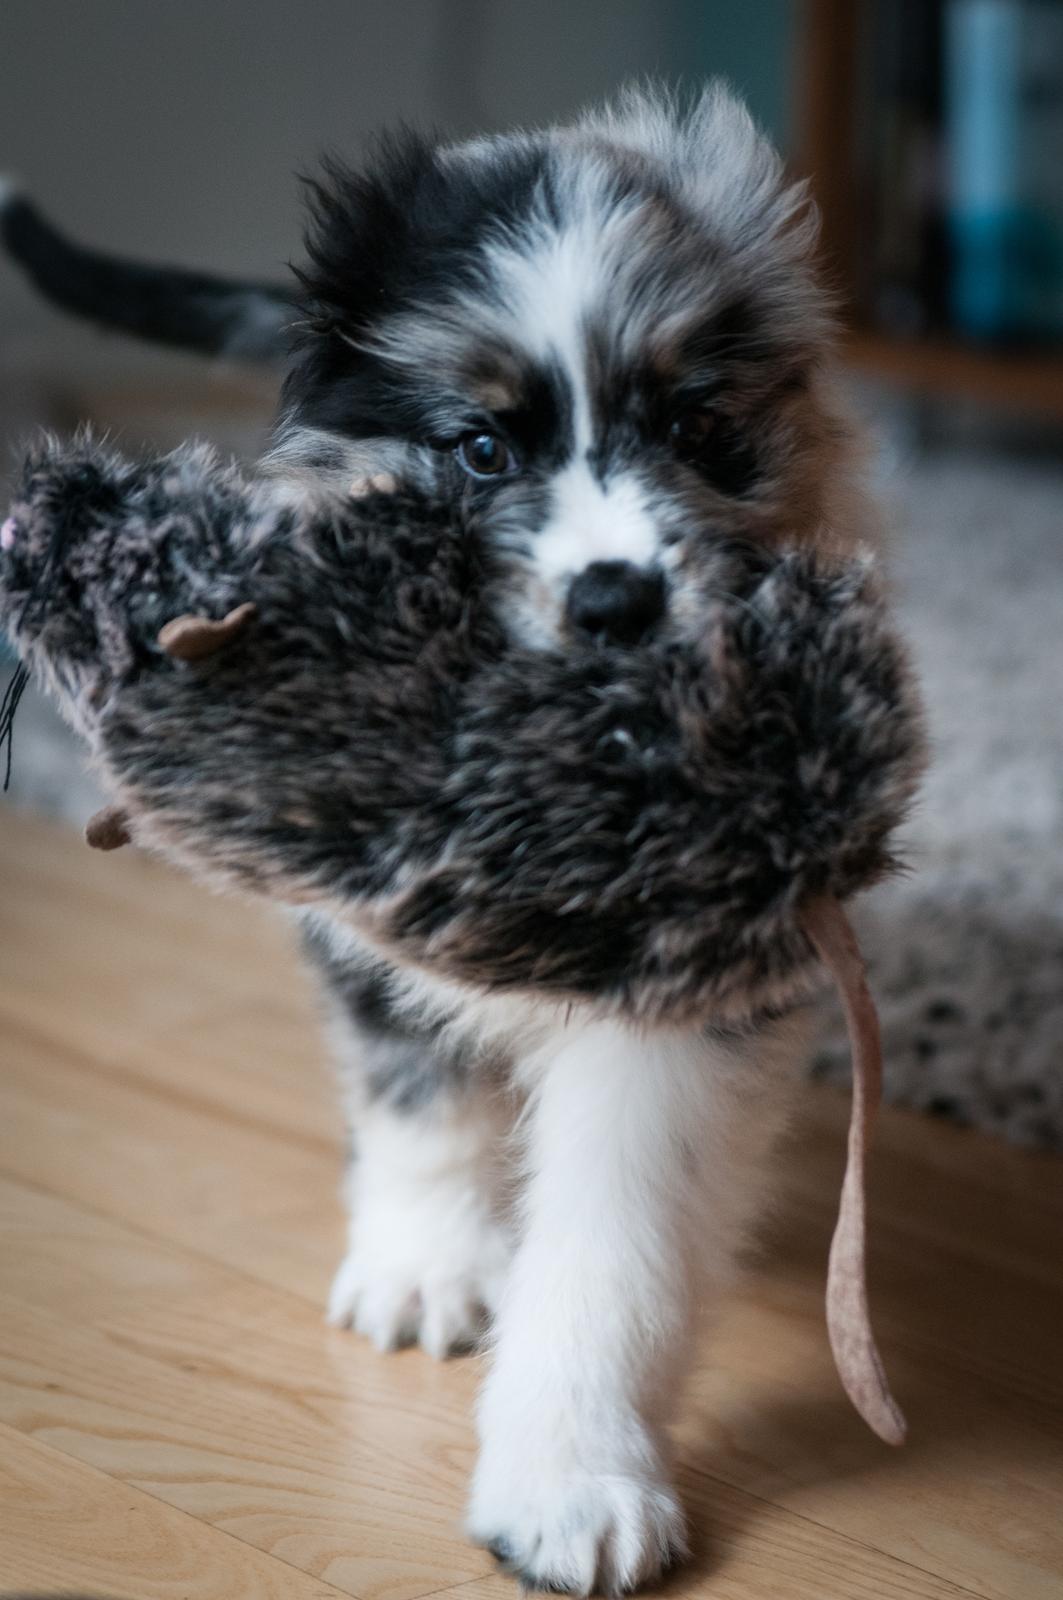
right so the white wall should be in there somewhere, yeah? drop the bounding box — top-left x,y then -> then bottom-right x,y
0,0 -> 673,351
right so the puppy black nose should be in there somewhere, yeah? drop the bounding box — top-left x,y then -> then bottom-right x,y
565,561 -> 665,645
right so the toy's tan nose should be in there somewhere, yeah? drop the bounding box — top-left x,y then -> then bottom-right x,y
565,560 -> 665,645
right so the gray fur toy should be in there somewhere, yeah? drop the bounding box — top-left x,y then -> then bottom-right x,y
0,433 -> 925,1444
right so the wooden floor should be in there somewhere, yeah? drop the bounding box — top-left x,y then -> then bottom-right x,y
0,808 -> 1060,1600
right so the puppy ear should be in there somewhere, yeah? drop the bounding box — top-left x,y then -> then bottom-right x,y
584,81 -> 819,263
684,82 -> 818,259
294,130 -> 442,336
279,132 -> 446,444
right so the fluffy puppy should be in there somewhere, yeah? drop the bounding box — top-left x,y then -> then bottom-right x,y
1,86 -> 882,1594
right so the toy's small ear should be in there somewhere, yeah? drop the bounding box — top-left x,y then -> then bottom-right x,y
86,804 -> 131,851
158,602 -> 257,661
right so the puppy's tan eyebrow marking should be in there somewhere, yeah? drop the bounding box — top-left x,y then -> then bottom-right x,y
458,341 -> 533,418
349,473 -> 397,498
474,379 -> 521,413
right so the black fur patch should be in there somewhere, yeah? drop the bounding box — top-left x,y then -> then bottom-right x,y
282,133 -> 554,444
300,920 -> 476,1112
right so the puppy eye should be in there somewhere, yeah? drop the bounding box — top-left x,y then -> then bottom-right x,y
668,407 -> 758,497
668,408 -> 717,462
455,431 -> 517,480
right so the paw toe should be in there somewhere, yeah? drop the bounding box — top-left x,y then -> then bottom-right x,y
472,1481 -> 685,1595
326,1253 -> 490,1357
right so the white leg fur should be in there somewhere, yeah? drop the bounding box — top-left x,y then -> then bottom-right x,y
468,1013 -> 805,1593
328,1089 -> 515,1358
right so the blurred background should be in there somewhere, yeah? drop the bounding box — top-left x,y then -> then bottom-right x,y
1,0 -> 1061,1147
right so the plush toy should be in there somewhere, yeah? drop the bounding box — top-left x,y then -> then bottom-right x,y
0,433 -> 924,1445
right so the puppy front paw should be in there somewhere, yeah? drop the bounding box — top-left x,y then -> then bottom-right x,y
326,1249 -> 491,1357
468,1420 -> 686,1594
326,1203 -> 511,1359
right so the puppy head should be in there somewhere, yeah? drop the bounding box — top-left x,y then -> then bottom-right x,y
269,84 -> 863,650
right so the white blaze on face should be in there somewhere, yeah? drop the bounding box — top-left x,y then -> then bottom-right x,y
535,461 -> 659,586
489,212 -> 662,592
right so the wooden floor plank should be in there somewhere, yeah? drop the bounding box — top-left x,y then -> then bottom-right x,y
0,1289 -> 489,1600
437,1502 -> 985,1600
678,1291 -> 1063,1600
0,1169 -> 240,1323
0,807 -> 335,1145
0,1173 -> 489,1599
0,1014 -> 344,1304
0,1422 -> 367,1600
0,1189 -> 976,1600
1,808 -> 1060,1600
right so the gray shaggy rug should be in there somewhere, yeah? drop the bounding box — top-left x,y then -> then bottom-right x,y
3,444 -> 1061,1148
814,446 -> 1063,1150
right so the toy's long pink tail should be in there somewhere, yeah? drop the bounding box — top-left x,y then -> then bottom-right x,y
802,895 -> 907,1447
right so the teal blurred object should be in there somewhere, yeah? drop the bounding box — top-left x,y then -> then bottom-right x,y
945,0 -> 1063,341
